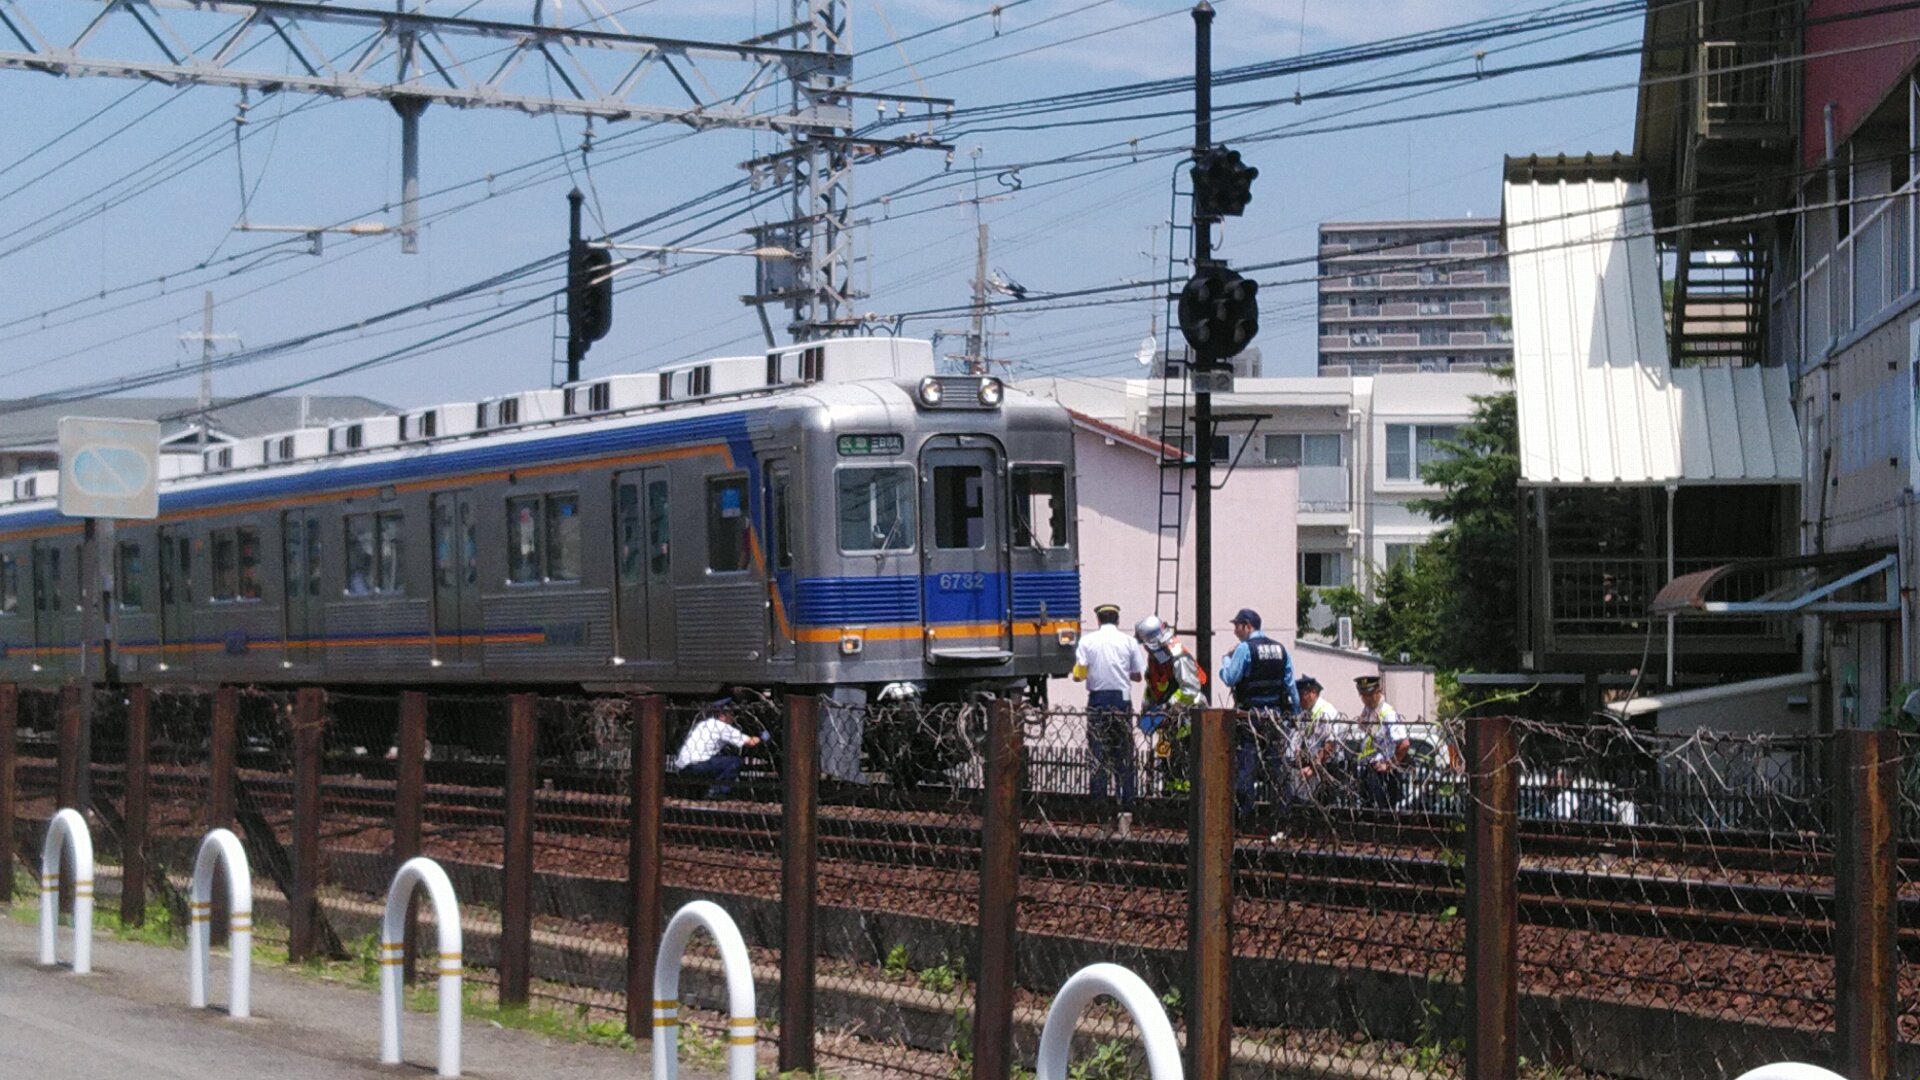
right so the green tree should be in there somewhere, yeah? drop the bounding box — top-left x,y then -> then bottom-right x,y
1410,381 -> 1520,671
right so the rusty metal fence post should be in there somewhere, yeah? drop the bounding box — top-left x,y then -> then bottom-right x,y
1835,727 -> 1897,1080
121,686 -> 151,926
626,693 -> 666,1039
209,686 -> 238,828
500,692 -> 537,1006
781,693 -> 820,1073
1187,707 -> 1234,1080
0,683 -> 15,903
57,683 -> 82,811
395,690 -> 427,982
1465,715 -> 1519,1080
288,687 -> 327,962
973,698 -> 1023,1080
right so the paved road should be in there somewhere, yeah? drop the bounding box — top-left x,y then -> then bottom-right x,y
0,915 -> 720,1079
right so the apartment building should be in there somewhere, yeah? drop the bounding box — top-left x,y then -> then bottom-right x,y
1317,219 -> 1513,376
1018,369 -> 1502,626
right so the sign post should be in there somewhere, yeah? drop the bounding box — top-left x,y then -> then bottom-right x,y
57,417 -> 162,816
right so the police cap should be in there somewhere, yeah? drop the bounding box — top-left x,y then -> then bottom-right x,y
1231,608 -> 1261,629
1093,603 -> 1121,623
1354,675 -> 1382,693
1296,675 -> 1323,693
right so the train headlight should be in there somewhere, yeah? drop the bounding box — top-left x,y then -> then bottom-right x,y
978,377 -> 1004,407
1056,627 -> 1079,647
917,376 -> 944,406
840,633 -> 864,655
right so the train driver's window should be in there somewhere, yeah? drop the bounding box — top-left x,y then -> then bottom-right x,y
837,468 -> 914,553
707,476 -> 751,573
932,464 -> 986,549
1011,467 -> 1069,549
0,552 -> 17,614
507,496 -> 543,584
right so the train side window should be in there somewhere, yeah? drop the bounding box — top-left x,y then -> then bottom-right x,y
706,476 -> 751,573
116,542 -> 145,611
616,485 -> 641,581
345,515 -> 375,595
837,468 -> 914,553
931,464 -> 986,550
33,547 -> 59,612
375,511 -> 405,594
305,519 -> 323,596
647,480 -> 670,576
211,529 -> 239,601
1011,467 -> 1069,549
769,465 -> 794,571
237,526 -> 262,600
0,552 -> 17,614
506,496 -> 543,584
160,535 -> 192,605
546,492 -> 581,582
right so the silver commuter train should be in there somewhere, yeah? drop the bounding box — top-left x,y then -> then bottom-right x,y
0,338 -> 1082,762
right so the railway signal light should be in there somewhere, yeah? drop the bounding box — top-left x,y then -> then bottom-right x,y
568,243 -> 615,346
1177,263 -> 1259,362
1190,145 -> 1257,218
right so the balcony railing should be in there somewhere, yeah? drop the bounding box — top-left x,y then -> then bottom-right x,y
1547,557 -> 1788,640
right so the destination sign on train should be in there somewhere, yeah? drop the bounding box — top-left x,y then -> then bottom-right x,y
837,433 -> 904,456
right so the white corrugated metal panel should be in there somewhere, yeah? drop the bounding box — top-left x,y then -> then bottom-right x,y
1505,178 -> 1799,486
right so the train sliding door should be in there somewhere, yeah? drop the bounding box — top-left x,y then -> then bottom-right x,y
157,528 -> 194,671
430,491 -> 482,666
281,510 -> 324,665
765,461 -> 795,663
29,541 -> 61,669
613,469 -> 674,665
919,438 -> 1012,662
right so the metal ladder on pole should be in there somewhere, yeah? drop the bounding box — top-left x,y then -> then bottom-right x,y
1151,185 -> 1193,632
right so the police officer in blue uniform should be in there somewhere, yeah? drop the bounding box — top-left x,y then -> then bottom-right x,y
1218,608 -> 1299,829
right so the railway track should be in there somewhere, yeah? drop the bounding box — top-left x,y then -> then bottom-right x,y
24,756 -> 1910,957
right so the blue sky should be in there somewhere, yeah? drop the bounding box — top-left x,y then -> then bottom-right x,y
0,0 -> 1644,414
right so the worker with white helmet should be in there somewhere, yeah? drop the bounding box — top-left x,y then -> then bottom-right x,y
1135,615 -> 1208,792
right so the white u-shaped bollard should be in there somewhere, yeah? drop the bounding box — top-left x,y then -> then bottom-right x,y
39,808 -> 95,974
1035,963 -> 1184,1080
1731,1066 -> 1851,1080
652,900 -> 757,1080
188,828 -> 253,1017
379,857 -> 463,1078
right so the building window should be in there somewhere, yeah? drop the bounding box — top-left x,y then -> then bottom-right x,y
707,476 -> 752,572
1385,542 -> 1419,570
1385,423 -> 1460,481
1180,434 -> 1232,460
1301,551 -> 1348,587
1264,433 -> 1343,467
838,468 -> 915,552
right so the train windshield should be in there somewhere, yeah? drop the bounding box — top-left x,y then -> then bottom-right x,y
838,468 -> 915,552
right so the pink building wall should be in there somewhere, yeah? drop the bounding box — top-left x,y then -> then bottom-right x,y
1048,419 -> 1299,710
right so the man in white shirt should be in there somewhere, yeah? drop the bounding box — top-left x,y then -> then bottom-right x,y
1073,602 -> 1146,802
673,697 -> 763,798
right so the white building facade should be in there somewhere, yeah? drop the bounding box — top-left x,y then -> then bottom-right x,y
1017,370 -> 1503,621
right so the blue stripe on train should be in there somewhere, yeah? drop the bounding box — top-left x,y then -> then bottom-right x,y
0,412 -> 757,530
1011,569 -> 1081,619
790,571 -> 1078,626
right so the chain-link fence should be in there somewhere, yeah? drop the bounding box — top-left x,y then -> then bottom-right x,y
12,684 -> 1920,1080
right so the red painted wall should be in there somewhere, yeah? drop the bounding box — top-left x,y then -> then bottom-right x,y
1802,0 -> 1920,168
